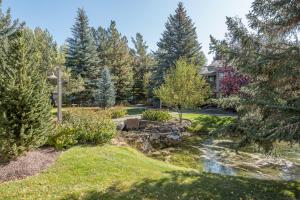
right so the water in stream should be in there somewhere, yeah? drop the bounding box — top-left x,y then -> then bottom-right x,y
199,138 -> 300,180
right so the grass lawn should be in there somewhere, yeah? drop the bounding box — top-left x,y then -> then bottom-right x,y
0,145 -> 299,200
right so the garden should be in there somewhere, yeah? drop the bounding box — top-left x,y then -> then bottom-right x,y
0,0 -> 299,199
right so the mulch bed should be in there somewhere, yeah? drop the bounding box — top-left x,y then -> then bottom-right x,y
0,148 -> 60,183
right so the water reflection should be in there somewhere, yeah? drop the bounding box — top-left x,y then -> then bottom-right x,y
200,138 -> 300,180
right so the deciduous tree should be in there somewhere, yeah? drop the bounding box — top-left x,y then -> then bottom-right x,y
154,59 -> 210,123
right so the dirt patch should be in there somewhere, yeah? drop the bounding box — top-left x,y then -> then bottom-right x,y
0,148 -> 60,183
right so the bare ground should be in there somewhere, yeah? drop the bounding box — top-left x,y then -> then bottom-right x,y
0,148 -> 60,183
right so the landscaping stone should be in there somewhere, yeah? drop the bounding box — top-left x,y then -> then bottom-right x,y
115,121 -> 125,131
124,118 -> 140,131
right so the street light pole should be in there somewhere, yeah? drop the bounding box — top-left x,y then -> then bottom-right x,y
57,67 -> 62,123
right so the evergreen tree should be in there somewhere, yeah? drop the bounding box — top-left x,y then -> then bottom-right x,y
0,30 -> 53,160
131,33 -> 155,102
210,0 -> 300,151
66,8 -> 100,104
34,27 -> 58,74
153,2 -> 206,87
0,0 -> 20,80
95,67 -> 116,107
95,21 -> 133,102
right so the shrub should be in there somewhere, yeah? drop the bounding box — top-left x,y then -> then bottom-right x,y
211,96 -> 240,111
48,125 -> 78,150
49,108 -> 117,150
109,108 -> 127,119
0,31 -> 53,161
142,110 -> 172,122
74,117 -> 117,144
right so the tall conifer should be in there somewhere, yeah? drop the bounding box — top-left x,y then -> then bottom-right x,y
95,21 -> 133,102
66,8 -> 100,104
96,67 -> 115,107
153,2 -> 206,87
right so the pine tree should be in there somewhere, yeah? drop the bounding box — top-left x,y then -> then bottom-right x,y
0,30 -> 53,160
131,33 -> 154,103
95,21 -> 133,103
96,67 -> 115,107
0,0 -> 20,80
153,2 -> 206,87
34,27 -> 58,74
66,8 -> 100,104
210,0 -> 300,151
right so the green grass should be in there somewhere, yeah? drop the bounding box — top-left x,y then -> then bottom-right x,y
180,113 -> 235,134
125,107 -> 146,115
150,136 -> 205,171
0,145 -> 299,200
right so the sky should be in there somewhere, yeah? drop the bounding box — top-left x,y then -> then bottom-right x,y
3,0 -> 253,63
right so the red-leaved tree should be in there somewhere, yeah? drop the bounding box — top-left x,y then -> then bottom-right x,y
219,66 -> 250,96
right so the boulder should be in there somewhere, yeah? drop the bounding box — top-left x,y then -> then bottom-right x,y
115,121 -> 125,131
139,120 -> 148,130
124,118 -> 140,131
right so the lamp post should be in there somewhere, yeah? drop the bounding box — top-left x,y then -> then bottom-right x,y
48,67 -> 63,123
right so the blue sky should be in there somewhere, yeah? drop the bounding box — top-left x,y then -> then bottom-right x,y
3,0 -> 253,63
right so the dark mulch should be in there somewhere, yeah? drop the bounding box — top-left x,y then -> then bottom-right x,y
0,148 -> 60,183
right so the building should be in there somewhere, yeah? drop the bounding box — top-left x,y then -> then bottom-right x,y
200,60 -> 225,98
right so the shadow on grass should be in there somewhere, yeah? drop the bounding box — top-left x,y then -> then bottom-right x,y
61,171 -> 299,200
188,115 -> 234,133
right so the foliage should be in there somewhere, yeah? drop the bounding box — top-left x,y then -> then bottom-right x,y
0,30 -> 53,160
153,2 -> 206,88
218,66 -> 250,97
0,0 -> 20,83
186,114 -> 235,134
142,110 -> 172,122
33,27 -> 58,74
66,8 -> 100,104
210,0 -> 300,151
95,21 -> 133,102
154,59 -> 210,123
48,124 -> 78,150
109,107 -> 127,119
131,33 -> 155,102
62,109 -> 117,145
211,96 -> 241,111
0,145 -> 298,199
95,67 -> 116,107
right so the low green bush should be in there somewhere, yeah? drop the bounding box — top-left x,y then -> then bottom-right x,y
211,96 -> 240,111
142,110 -> 172,122
48,125 -> 78,150
49,108 -> 117,149
109,108 -> 127,119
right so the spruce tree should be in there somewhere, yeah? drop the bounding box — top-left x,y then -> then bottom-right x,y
131,33 -> 155,102
96,67 -> 116,107
66,8 -> 100,104
0,30 -> 53,160
95,21 -> 133,103
153,2 -> 206,87
0,0 -> 20,80
210,0 -> 300,151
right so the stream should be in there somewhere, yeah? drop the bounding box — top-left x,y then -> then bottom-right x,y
199,138 -> 300,180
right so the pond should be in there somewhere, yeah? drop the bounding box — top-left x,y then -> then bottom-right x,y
199,138 -> 300,180
149,135 -> 300,180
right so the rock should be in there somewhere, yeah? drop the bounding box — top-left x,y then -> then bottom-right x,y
165,132 -> 181,146
139,120 -> 148,130
116,121 -> 125,131
158,126 -> 172,133
124,118 -> 140,131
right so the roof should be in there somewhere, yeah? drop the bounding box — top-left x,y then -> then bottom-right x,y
200,60 -> 225,75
